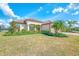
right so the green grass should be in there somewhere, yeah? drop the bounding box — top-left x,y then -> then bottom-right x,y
0,32 -> 79,56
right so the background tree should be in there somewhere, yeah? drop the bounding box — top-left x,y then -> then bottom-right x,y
0,26 -> 1,32
67,20 -> 77,32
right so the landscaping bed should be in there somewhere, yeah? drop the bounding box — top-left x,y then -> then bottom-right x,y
4,30 -> 40,36
41,31 -> 67,37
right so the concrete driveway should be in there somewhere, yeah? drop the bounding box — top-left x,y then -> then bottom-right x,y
62,32 -> 79,36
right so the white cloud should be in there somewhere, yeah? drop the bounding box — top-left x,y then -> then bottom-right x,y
52,3 -> 78,14
68,3 -> 74,9
6,23 -> 10,27
0,22 -> 3,25
74,6 -> 79,10
0,19 -> 4,23
0,19 -> 3,22
0,19 -> 5,26
0,19 -> 11,28
72,11 -> 79,15
0,3 -> 19,18
52,7 -> 65,14
68,3 -> 79,10
52,3 -> 79,15
63,9 -> 68,13
7,19 -> 13,22
52,7 -> 69,14
38,7 -> 43,12
67,3 -> 79,15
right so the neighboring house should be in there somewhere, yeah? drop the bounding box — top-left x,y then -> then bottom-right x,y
14,18 -> 52,31
0,23 -> 5,31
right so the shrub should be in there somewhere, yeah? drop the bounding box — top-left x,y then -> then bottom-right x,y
72,27 -> 79,31
41,30 -> 54,36
8,27 -> 14,33
54,33 -> 67,37
41,30 -> 67,37
4,30 -> 40,36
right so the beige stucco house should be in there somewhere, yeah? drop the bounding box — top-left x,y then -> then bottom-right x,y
14,18 -> 52,31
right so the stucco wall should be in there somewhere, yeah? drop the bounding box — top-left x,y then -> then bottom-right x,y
19,24 -> 25,31
19,21 -> 42,31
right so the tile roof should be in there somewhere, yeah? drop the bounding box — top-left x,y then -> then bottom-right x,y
15,18 -> 43,24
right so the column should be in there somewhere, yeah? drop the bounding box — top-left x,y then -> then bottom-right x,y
27,24 -> 30,31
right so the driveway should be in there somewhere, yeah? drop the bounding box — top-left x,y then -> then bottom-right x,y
62,32 -> 79,36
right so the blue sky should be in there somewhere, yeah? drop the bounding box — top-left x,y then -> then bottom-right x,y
0,3 -> 79,27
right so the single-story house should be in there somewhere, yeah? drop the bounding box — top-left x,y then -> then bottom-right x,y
14,18 -> 52,31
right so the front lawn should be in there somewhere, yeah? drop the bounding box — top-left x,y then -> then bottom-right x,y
3,30 -> 40,36
0,32 -> 79,56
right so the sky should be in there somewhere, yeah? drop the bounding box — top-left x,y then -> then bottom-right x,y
0,3 -> 79,27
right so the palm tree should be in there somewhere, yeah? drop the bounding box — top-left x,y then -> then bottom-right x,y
67,20 -> 77,32
52,20 -> 65,34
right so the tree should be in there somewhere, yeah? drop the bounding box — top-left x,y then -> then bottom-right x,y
0,26 -> 1,32
67,20 -> 77,32
52,20 -> 65,34
9,21 -> 17,33
35,25 -> 40,31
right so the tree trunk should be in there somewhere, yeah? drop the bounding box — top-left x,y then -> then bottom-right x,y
55,29 -> 58,34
